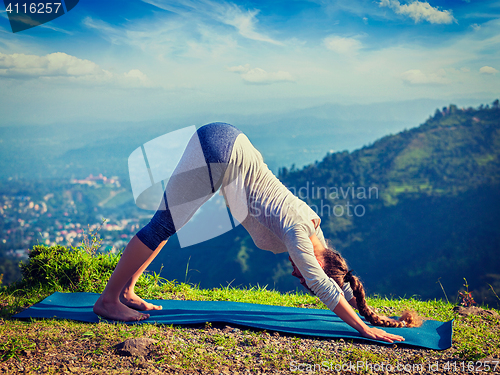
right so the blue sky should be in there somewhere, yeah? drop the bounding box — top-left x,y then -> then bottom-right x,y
0,0 -> 499,126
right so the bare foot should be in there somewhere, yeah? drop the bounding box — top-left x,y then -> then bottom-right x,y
120,291 -> 163,311
93,295 -> 150,322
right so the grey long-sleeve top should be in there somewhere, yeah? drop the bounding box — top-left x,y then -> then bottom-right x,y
222,134 -> 353,311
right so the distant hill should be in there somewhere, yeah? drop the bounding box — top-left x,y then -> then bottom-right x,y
284,102 -> 499,194
150,101 -> 500,307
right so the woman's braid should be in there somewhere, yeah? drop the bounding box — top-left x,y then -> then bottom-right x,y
321,248 -> 422,328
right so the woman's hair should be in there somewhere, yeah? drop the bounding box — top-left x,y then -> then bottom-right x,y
319,248 -> 422,328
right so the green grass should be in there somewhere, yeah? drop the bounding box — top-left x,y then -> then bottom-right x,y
0,245 -> 499,373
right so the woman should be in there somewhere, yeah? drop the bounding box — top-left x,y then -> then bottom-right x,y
94,123 -> 420,343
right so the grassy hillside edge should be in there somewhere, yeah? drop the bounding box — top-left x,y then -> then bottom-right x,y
0,245 -> 499,374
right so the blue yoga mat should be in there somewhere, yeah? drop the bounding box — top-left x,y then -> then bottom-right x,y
14,292 -> 452,350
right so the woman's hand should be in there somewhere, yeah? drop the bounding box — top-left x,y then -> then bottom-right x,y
333,297 -> 405,344
360,326 -> 405,343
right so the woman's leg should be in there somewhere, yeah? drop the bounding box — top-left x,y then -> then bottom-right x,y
93,235 -> 166,321
119,240 -> 164,311
93,139 -> 210,320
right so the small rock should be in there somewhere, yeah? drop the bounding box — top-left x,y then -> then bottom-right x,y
453,306 -> 500,318
113,337 -> 158,357
222,325 -> 234,333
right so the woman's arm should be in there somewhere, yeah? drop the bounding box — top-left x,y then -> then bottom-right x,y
333,296 -> 404,343
348,297 -> 358,309
287,226 -> 404,343
286,226 -> 345,311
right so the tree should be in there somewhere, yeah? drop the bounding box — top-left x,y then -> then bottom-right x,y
434,108 -> 443,120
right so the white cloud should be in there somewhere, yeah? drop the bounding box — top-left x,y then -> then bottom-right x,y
83,16 -> 124,45
479,66 -> 498,74
0,52 -> 102,77
83,15 -> 191,60
142,0 -> 282,45
400,69 -> 449,85
324,35 -> 362,55
379,0 -> 456,24
83,13 -> 242,62
227,64 -> 294,84
0,52 -> 153,87
123,69 -> 152,84
227,64 -> 249,73
218,5 -> 282,45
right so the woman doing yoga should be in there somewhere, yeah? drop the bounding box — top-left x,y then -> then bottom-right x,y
93,123 -> 421,343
